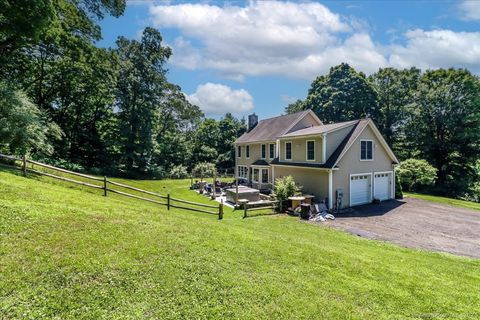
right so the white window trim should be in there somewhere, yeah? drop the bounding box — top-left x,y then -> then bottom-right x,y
360,139 -> 374,161
246,145 -> 250,159
285,141 -> 292,161
261,168 -> 269,184
261,144 -> 266,159
269,143 -> 275,159
237,145 -> 242,158
306,139 -> 315,162
237,165 -> 248,179
349,172 -> 373,207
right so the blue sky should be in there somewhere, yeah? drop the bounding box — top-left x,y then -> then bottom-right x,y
97,0 -> 480,120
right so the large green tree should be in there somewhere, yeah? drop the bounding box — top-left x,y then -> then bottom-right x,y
406,69 -> 480,194
292,63 -> 378,123
368,67 -> 420,151
0,82 -> 61,155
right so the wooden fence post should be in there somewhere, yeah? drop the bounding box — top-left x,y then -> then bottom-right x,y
22,154 -> 27,176
243,203 -> 247,219
219,199 -> 223,220
279,200 -> 282,213
167,194 -> 170,210
103,176 -> 107,196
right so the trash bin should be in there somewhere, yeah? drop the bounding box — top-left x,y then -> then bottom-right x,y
300,203 -> 311,220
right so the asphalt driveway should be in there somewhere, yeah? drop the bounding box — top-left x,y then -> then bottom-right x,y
325,197 -> 480,258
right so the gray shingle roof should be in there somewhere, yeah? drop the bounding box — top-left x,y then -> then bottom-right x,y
234,110 -> 311,144
280,120 -> 358,138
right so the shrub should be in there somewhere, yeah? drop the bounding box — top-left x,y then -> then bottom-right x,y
396,158 -> 437,192
395,172 -> 403,199
272,176 -> 302,203
193,162 -> 216,180
169,165 -> 189,179
146,164 -> 166,179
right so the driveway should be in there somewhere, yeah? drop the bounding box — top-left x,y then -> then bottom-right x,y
326,197 -> 480,259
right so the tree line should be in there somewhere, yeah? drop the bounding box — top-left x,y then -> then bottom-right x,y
287,63 -> 480,201
0,0 -> 245,178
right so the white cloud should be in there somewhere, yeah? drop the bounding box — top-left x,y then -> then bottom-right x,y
389,29 -> 480,73
458,0 -> 480,20
147,1 -> 480,79
149,1 -> 387,79
186,83 -> 254,116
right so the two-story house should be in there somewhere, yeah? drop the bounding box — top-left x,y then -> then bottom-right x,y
234,110 -> 399,209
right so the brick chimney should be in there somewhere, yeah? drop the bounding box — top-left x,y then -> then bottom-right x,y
248,113 -> 258,132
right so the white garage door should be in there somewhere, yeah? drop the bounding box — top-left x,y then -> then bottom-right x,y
374,173 -> 391,201
350,175 -> 370,206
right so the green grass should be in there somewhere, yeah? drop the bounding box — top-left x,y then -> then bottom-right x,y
405,192 -> 480,211
1,168 -> 480,319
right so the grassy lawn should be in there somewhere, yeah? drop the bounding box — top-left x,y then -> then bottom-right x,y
1,168 -> 480,319
405,192 -> 480,211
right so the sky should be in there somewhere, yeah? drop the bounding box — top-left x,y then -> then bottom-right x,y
97,0 -> 480,120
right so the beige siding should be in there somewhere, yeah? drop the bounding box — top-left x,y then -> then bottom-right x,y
279,136 -> 323,163
325,124 -> 355,160
273,166 -> 329,202
332,125 -> 395,208
287,113 -> 319,133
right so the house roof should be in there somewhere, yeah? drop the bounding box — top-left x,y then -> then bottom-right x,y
251,160 -> 269,166
271,119 -> 399,169
280,120 -> 358,138
330,118 -> 399,167
235,110 -> 318,144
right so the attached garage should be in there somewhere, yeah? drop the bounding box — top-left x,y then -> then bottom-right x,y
349,174 -> 372,206
374,171 -> 393,201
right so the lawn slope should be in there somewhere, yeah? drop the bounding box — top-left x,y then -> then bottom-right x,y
405,192 -> 480,211
1,168 -> 479,319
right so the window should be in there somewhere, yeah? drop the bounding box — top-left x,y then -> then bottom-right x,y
261,144 -> 266,159
261,169 -> 269,183
246,145 -> 250,158
285,142 -> 292,160
237,166 -> 248,179
237,146 -> 242,158
360,140 -> 373,160
306,140 -> 315,161
253,168 -> 259,182
269,143 -> 275,159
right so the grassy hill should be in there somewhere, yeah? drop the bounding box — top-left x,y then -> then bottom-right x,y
1,167 -> 479,319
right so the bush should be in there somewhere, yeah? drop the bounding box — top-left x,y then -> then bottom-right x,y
395,172 -> 403,199
272,176 -> 301,202
169,165 -> 189,179
146,164 -> 166,179
396,158 -> 437,192
193,162 -> 216,180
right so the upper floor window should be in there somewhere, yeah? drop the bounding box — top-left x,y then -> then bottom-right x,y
269,143 -> 275,159
285,142 -> 292,160
360,140 -> 373,161
246,145 -> 250,158
306,140 -> 315,161
261,144 -> 266,159
237,146 -> 242,158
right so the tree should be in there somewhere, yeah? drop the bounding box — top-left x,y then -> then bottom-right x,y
115,27 -> 172,172
301,63 -> 378,123
405,69 -> 480,194
0,82 -> 61,155
368,67 -> 420,150
396,159 -> 437,192
285,99 -> 305,114
193,162 -> 217,181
